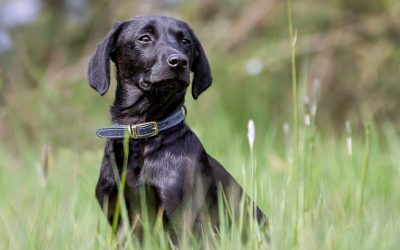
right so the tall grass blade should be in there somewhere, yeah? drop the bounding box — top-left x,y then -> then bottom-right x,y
359,124 -> 371,214
287,0 -> 300,245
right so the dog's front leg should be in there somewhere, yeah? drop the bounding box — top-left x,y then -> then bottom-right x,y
95,141 -> 119,225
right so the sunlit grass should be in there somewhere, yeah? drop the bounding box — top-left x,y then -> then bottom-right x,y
0,112 -> 399,249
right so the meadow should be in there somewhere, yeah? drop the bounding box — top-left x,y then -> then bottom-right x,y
1,96 -> 399,249
0,0 -> 399,249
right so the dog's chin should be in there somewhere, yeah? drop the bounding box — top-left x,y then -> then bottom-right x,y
139,78 -> 189,94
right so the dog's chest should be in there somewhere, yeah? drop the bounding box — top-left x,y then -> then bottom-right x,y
112,139 -> 201,188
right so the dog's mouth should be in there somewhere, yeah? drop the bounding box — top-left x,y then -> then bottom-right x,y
139,78 -> 189,93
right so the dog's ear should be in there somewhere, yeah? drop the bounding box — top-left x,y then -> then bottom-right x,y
87,21 -> 122,96
189,29 -> 213,100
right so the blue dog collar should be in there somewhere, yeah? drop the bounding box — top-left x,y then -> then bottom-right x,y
96,106 -> 186,139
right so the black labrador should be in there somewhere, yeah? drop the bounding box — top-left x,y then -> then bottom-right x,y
88,16 -> 267,239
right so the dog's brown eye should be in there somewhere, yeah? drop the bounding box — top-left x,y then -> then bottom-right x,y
138,35 -> 152,42
182,38 -> 191,46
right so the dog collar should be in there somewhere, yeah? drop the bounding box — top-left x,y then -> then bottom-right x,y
96,106 -> 186,139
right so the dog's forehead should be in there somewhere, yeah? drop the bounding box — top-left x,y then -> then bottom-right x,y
119,16 -> 189,39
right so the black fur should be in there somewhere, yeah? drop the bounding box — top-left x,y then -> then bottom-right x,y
88,16 -> 267,240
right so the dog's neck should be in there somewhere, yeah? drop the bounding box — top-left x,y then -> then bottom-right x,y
110,79 -> 186,125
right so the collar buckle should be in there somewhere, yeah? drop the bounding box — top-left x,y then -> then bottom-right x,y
128,121 -> 159,139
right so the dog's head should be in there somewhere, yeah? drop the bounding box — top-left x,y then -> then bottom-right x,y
87,16 -> 212,101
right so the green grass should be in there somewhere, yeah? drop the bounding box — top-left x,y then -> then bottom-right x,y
0,112 -> 399,249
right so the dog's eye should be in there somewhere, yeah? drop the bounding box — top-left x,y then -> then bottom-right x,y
182,38 -> 191,46
138,35 -> 152,43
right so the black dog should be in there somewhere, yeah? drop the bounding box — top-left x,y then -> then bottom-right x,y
88,16 -> 267,239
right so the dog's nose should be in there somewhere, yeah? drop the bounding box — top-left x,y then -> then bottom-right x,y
167,54 -> 188,70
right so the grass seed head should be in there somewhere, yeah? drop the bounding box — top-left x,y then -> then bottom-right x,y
247,119 -> 255,149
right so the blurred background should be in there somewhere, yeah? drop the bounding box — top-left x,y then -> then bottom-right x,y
1,1 -> 400,248
0,0 -> 399,151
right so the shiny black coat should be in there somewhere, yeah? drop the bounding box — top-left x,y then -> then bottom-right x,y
87,16 -> 266,238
